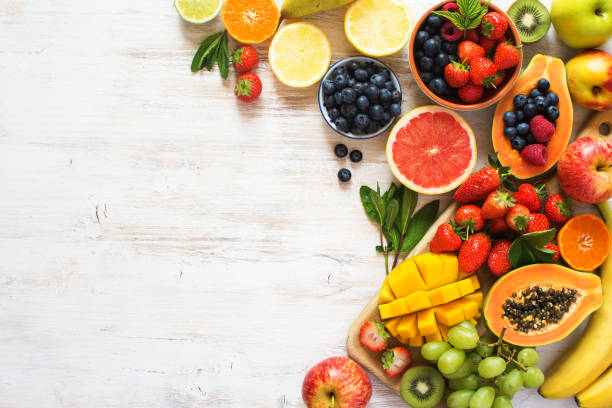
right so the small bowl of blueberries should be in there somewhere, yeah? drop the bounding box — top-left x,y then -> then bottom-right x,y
409,0 -> 522,110
318,56 -> 402,139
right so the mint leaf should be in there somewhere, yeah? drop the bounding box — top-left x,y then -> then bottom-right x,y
382,183 -> 399,204
384,199 -> 400,235
509,237 -> 535,267
401,200 -> 440,252
191,31 -> 223,72
369,189 -> 386,228
396,187 -> 418,235
360,186 -> 381,224
388,227 -> 401,252
433,10 -> 467,29
217,32 -> 229,79
523,228 -> 557,247
533,247 -> 556,263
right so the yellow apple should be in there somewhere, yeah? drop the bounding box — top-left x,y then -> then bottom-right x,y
551,0 -> 612,49
566,50 -> 612,111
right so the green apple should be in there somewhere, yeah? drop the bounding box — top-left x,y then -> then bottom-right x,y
551,0 -> 612,48
566,50 -> 612,111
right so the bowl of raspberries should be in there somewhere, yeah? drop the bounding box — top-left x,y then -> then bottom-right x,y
409,0 -> 522,110
318,56 -> 402,139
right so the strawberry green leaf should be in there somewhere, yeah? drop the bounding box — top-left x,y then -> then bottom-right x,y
401,200 -> 440,252
382,350 -> 395,370
509,237 -> 535,267
523,228 -> 557,247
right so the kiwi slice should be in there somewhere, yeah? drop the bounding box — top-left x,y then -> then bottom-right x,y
507,0 -> 551,43
400,366 -> 446,408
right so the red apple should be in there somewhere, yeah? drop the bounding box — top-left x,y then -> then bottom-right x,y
302,356 -> 372,408
557,136 -> 612,203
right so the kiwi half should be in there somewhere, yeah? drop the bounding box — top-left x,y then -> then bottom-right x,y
400,366 -> 446,408
507,0 -> 552,43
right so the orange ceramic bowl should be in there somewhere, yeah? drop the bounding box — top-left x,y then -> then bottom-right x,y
409,0 -> 522,110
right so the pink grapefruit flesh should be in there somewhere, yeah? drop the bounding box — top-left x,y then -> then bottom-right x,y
386,106 -> 477,194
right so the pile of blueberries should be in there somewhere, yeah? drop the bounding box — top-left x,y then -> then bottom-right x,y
413,14 -> 458,97
503,78 -> 560,151
321,60 -> 402,136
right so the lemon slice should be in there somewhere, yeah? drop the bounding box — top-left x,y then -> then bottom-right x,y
345,0 -> 413,57
175,0 -> 222,24
269,23 -> 331,88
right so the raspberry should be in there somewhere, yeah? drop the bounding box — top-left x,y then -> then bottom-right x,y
442,2 -> 459,12
521,144 -> 548,166
441,21 -> 462,41
529,115 -> 555,143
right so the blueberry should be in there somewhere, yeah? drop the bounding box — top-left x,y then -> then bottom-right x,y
370,74 -> 386,88
429,77 -> 448,96
378,69 -> 390,81
334,143 -> 348,158
423,38 -> 441,57
391,90 -> 402,103
322,80 -> 335,95
334,91 -> 343,106
516,110 -> 525,123
504,127 -> 518,139
415,30 -> 430,48
415,51 -> 425,61
335,74 -> 348,89
425,25 -> 438,35
347,78 -> 356,88
342,87 -> 357,104
333,67 -> 346,77
350,150 -> 363,162
434,52 -> 449,68
545,92 -> 559,106
524,103 -> 537,119
511,136 -> 527,151
534,95 -> 546,112
347,61 -> 360,74
364,83 -> 379,102
524,132 -> 536,144
516,122 -> 530,135
390,103 -> 401,116
366,120 -> 380,133
335,116 -> 349,132
379,88 -> 392,106
432,65 -> 443,76
354,82 -> 365,95
369,104 -> 385,121
354,68 -> 368,82
503,111 -> 517,127
526,97 -> 534,105
537,78 -> 550,92
356,95 -> 370,112
338,168 -> 351,182
341,103 -> 358,119
324,95 -> 335,109
513,94 -> 527,109
546,105 -> 560,121
385,81 -> 395,91
419,56 -> 433,72
365,66 -> 375,77
530,88 -> 542,98
426,14 -> 444,30
383,112 -> 391,122
420,72 -> 434,84
431,35 -> 442,44
354,113 -> 370,130
442,41 -> 457,55
351,126 -> 364,136
328,107 -> 340,121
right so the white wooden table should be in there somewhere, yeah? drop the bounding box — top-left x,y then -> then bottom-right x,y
0,0 -> 609,406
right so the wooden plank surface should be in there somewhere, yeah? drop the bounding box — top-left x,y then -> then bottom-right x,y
0,0 -> 610,406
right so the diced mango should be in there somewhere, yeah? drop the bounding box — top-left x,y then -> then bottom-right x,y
439,324 -> 450,341
409,335 -> 424,347
406,290 -> 433,313
378,290 -> 433,319
456,275 -> 480,296
413,252 -> 446,289
396,335 -> 410,344
385,317 -> 402,337
388,258 -> 428,298
425,326 -> 443,342
434,302 -> 466,326
378,278 -> 396,305
397,314 -> 419,339
468,318 -> 478,326
429,282 -> 463,306
439,253 -> 459,283
464,291 -> 483,306
417,309 -> 438,336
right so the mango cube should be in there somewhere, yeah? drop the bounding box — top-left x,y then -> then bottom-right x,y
439,324 -> 450,341
417,309 -> 438,336
429,282 -> 463,306
434,302 -> 466,326
388,258 -> 427,298
425,326 -> 443,342
413,252 -> 445,289
378,278 -> 395,305
464,291 -> 483,305
385,317 -> 402,337
408,335 -> 424,347
439,253 -> 459,283
397,314 -> 418,339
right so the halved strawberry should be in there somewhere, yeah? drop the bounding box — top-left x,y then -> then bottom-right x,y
382,347 -> 412,377
359,321 -> 389,352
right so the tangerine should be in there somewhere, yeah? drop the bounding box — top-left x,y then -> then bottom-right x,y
558,214 -> 611,271
222,0 -> 279,44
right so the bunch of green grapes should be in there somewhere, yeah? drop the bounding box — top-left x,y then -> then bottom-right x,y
420,321 -> 545,408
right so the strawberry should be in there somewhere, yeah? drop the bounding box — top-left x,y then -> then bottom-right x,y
234,72 -> 262,103
489,216 -> 508,234
469,56 -> 498,86
382,347 -> 412,377
481,190 -> 516,219
458,233 -> 492,274
481,12 -> 508,40
544,242 -> 560,263
513,184 -> 546,212
465,29 -> 480,43
232,45 -> 258,73
454,205 -> 484,233
505,203 -> 530,232
526,213 -> 550,233
487,239 -> 512,277
454,167 -> 499,203
458,41 -> 485,63
444,61 -> 470,88
359,321 -> 389,352
480,37 -> 498,55
458,83 -> 484,103
544,194 -> 573,224
493,42 -> 521,70
430,223 -> 462,253
484,70 -> 505,89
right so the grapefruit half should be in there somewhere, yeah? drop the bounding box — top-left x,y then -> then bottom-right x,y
386,106 -> 477,194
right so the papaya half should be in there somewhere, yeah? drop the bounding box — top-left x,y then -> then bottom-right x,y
483,264 -> 602,346
492,54 -> 573,179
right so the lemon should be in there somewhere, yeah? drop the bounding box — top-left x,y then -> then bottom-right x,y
175,0 -> 222,24
269,23 -> 331,88
345,0 -> 413,57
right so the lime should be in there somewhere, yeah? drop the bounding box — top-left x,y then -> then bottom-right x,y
175,0 -> 222,24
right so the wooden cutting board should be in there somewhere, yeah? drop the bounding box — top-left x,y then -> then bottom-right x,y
346,109 -> 612,396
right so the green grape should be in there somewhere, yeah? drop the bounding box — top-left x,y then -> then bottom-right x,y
522,367 -> 545,388
448,326 -> 480,350
476,339 -> 495,358
517,348 -> 540,367
469,386 -> 495,408
449,374 -> 480,391
456,320 -> 478,333
478,357 -> 507,378
466,352 -> 483,373
438,348 -> 466,375
447,389 -> 474,408
445,358 -> 474,379
500,369 -> 523,396
492,396 -> 513,408
421,341 -> 451,361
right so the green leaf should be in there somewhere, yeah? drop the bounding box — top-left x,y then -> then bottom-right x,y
369,189 -> 386,228
360,186 -> 381,224
465,6 -> 489,29
384,199 -> 400,234
191,31 -> 223,72
396,187 -> 418,235
509,237 -> 535,267
433,10 -> 467,29
204,44 -> 218,71
382,183 -> 399,204
401,200 -> 440,252
217,33 -> 229,79
388,227 -> 401,252
376,245 -> 384,253
533,247 -> 556,263
523,228 -> 557,247
457,0 -> 480,19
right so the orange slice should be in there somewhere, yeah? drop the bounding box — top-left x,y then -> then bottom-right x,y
558,214 -> 611,271
221,0 -> 279,44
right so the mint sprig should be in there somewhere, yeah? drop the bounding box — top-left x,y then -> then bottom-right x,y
433,0 -> 491,31
508,229 -> 557,267
191,30 -> 229,79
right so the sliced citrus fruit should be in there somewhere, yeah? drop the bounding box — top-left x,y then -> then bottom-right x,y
222,0 -> 279,44
558,214 -> 611,271
344,0 -> 413,57
175,0 -> 223,24
386,106 -> 477,194
269,23 -> 331,88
